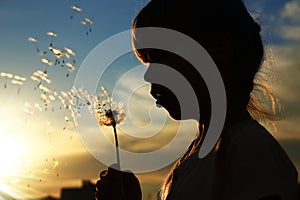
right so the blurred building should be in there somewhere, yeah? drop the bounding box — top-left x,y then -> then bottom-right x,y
41,195 -> 59,200
60,180 -> 96,200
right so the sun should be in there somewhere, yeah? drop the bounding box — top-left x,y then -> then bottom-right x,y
0,124 -> 27,198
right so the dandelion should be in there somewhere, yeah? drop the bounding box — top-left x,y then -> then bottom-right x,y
95,87 -> 125,169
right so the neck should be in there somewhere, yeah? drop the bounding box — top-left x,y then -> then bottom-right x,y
225,104 -> 252,126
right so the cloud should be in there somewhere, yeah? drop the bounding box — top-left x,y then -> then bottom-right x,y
280,25 -> 300,41
281,1 -> 300,22
260,44 -> 300,141
268,44 -> 300,111
277,1 -> 300,41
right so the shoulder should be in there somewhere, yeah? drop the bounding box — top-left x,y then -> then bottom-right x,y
218,119 -> 298,200
223,119 -> 296,171
224,119 -> 282,154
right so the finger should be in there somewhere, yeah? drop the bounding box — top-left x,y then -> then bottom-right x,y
95,179 -> 123,200
99,169 -> 108,179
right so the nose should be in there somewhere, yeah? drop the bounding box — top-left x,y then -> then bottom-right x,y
143,63 -> 161,83
143,64 -> 151,83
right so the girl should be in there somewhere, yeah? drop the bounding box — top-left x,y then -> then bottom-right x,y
95,0 -> 298,199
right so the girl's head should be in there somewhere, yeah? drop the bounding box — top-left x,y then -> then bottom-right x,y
131,0 -> 264,123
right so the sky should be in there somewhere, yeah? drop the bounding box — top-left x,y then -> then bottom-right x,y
0,0 -> 299,199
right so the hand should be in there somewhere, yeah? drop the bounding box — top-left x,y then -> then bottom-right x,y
95,165 -> 142,200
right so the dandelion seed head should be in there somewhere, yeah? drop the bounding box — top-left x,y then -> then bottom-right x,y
95,88 -> 125,127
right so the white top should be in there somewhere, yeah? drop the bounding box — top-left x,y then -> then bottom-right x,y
167,119 -> 298,200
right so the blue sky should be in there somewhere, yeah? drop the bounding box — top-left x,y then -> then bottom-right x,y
0,0 -> 300,199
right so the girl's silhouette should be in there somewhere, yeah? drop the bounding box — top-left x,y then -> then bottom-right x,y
95,0 -> 298,199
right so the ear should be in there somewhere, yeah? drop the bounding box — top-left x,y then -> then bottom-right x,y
211,31 -> 234,67
202,31 -> 235,80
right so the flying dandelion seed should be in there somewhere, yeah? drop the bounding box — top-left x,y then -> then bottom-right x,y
64,47 -> 76,56
85,17 -> 93,25
0,72 -> 6,77
41,93 -> 49,102
24,103 -> 34,116
48,95 -> 56,101
11,75 -> 26,94
80,21 -> 87,26
66,63 -> 76,77
70,5 -> 82,20
95,87 -> 125,169
35,103 -> 43,111
0,72 -> 13,79
46,32 -> 58,48
40,75 -> 51,84
49,47 -> 64,58
46,32 -> 58,37
70,5 -> 82,19
11,80 -> 23,85
41,58 -> 53,66
14,75 -> 26,82
0,72 -> 13,88
80,17 -> 94,35
28,36 -> 40,53
39,84 -> 51,93
28,37 -> 38,43
71,5 -> 82,12
24,108 -> 33,116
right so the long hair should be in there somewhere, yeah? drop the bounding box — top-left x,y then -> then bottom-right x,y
131,0 -> 278,199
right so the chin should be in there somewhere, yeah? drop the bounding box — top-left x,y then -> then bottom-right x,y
160,105 -> 181,120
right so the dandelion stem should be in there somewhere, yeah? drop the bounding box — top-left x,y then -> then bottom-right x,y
113,123 -> 121,170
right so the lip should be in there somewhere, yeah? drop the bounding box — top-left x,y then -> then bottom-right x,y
155,100 -> 163,108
